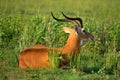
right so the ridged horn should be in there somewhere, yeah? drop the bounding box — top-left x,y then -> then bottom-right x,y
51,12 -> 79,27
61,12 -> 83,28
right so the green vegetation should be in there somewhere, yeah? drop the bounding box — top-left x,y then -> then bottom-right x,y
0,0 -> 120,80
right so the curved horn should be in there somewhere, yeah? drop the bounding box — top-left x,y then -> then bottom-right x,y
62,12 -> 83,28
51,12 -> 79,27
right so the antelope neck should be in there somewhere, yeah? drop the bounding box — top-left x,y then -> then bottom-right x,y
61,33 -> 81,54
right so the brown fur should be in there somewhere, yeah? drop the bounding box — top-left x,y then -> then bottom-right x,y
18,27 -> 93,68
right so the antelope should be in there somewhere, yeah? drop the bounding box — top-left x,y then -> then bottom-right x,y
18,12 -> 94,69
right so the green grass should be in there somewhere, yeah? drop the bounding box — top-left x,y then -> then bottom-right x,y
0,0 -> 120,80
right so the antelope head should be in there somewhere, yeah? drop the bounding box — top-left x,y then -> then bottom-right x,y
51,12 -> 94,47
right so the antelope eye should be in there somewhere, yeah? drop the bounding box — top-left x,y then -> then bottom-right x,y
82,29 -> 87,34
83,30 -> 86,32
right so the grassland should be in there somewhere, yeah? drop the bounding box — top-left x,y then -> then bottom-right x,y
0,0 -> 120,80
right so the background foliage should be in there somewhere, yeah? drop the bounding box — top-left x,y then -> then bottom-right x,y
0,0 -> 120,80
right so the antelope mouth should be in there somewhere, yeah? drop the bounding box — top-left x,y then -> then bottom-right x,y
89,36 -> 94,41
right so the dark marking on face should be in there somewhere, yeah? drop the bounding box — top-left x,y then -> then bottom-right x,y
74,26 -> 81,35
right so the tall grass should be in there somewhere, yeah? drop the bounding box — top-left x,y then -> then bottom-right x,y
0,0 -> 120,79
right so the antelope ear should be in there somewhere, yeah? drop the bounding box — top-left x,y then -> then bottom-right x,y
62,27 -> 72,33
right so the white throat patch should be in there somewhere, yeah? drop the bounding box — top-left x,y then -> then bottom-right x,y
80,39 -> 87,46
81,28 -> 85,31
